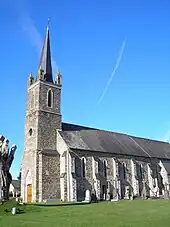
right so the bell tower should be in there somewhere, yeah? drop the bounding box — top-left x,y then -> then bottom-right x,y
21,26 -> 62,202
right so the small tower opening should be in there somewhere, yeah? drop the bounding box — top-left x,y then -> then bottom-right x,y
29,128 -> 33,136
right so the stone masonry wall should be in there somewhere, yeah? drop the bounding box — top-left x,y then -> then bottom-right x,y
70,149 -> 163,201
24,112 -> 38,153
57,132 -> 69,201
41,152 -> 60,201
22,78 -> 62,203
37,111 -> 61,151
38,82 -> 61,114
21,150 -> 38,202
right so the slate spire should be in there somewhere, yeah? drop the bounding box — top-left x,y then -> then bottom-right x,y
38,25 -> 53,83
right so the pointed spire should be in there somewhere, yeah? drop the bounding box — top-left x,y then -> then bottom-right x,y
38,25 -> 53,83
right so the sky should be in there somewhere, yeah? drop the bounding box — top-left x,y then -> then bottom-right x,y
0,0 -> 170,179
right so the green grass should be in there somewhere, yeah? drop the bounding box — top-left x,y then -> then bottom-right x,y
0,199 -> 170,227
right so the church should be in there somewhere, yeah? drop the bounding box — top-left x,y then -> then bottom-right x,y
21,26 -> 170,203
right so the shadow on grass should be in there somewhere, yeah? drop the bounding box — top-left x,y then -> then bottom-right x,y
31,202 -> 91,207
4,208 -> 25,214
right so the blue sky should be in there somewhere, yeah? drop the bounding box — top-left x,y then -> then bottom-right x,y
0,0 -> 170,178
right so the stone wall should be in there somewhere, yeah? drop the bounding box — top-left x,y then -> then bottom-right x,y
39,151 -> 60,201
60,151 -> 67,201
159,161 -> 169,187
57,132 -> 69,201
69,149 -> 167,201
37,111 -> 61,151
24,112 -> 38,153
21,150 -> 38,202
22,76 -> 62,203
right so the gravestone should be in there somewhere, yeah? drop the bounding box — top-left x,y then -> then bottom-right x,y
124,186 -> 130,199
91,190 -> 97,203
83,190 -> 91,203
106,182 -> 111,201
141,181 -> 147,199
111,187 -> 118,202
164,183 -> 169,199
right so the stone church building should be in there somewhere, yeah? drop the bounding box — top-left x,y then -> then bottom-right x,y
21,26 -> 170,203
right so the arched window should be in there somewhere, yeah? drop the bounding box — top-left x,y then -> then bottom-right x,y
139,164 -> 143,179
47,90 -> 53,107
136,163 -> 143,179
113,158 -> 116,179
103,160 -> 107,178
75,157 -> 81,177
122,163 -> 126,179
82,158 -> 86,178
98,160 -> 102,173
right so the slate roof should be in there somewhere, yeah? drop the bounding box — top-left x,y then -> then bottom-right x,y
11,180 -> 21,190
61,122 -> 170,159
161,160 -> 170,174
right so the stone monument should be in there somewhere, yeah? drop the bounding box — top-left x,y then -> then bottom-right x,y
83,190 -> 91,203
141,181 -> 147,199
164,183 -> 169,199
124,185 -> 130,199
111,187 -> 119,202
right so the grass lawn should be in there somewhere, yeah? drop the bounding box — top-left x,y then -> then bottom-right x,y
0,199 -> 170,227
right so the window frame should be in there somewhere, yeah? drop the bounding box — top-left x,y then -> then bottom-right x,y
47,89 -> 53,108
81,157 -> 86,178
103,160 -> 107,178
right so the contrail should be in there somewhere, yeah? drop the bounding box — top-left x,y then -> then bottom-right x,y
98,37 -> 127,104
19,13 -> 43,56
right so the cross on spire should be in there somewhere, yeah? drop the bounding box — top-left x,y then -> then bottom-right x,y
47,18 -> 50,29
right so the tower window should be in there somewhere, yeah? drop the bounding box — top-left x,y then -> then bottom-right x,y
47,90 -> 53,108
29,128 -> 33,136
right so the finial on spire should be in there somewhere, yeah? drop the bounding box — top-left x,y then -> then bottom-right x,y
56,68 -> 60,75
28,72 -> 34,87
38,66 -> 44,80
29,72 -> 33,78
55,68 -> 62,86
47,18 -> 50,30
